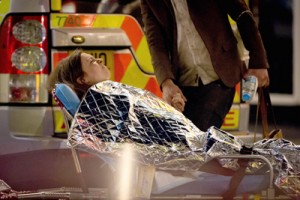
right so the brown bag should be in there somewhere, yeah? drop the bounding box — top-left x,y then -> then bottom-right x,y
255,87 -> 284,139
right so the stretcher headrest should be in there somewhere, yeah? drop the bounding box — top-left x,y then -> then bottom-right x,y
55,84 -> 80,116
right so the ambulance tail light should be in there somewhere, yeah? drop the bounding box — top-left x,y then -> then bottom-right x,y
0,15 -> 49,103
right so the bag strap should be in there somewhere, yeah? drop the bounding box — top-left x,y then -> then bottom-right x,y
256,87 -> 279,138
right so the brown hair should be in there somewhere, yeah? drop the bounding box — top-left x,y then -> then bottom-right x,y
47,49 -> 90,99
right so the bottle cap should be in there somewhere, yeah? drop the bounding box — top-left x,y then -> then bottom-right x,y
242,93 -> 251,101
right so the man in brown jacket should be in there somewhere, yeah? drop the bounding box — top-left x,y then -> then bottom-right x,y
140,0 -> 269,131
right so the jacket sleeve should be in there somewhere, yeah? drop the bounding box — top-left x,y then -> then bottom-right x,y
225,0 -> 269,69
140,0 -> 176,85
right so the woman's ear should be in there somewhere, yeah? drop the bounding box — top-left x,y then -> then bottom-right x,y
76,76 -> 85,85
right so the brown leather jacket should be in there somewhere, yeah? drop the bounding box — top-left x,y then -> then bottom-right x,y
140,0 -> 269,87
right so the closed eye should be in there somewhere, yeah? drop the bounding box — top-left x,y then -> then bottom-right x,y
90,58 -> 97,64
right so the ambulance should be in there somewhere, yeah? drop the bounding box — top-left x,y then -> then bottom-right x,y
0,0 -> 249,156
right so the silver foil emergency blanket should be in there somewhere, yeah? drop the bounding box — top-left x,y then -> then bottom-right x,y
68,80 -> 299,197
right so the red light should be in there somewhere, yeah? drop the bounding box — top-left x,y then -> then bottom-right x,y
10,87 -> 34,102
0,15 -> 49,74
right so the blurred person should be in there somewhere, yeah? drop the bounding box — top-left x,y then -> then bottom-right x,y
140,0 -> 270,131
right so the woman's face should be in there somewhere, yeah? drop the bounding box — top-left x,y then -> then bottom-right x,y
78,52 -> 111,86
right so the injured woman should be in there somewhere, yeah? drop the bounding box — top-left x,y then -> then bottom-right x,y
48,49 -> 300,199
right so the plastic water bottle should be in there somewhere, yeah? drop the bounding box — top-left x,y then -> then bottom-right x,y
242,75 -> 258,102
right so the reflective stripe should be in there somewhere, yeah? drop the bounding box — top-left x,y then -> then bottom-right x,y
0,0 -> 10,24
51,0 -> 62,11
54,107 -> 67,133
221,106 -> 240,130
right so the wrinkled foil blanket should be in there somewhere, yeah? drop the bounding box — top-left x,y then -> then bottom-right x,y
69,80 -> 300,197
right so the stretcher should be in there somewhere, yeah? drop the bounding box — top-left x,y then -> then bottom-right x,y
46,82 -> 297,200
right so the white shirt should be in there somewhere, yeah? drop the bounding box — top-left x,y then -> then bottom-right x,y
171,0 -> 219,86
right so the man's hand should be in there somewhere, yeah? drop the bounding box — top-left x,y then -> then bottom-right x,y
244,68 -> 269,88
171,93 -> 186,112
161,79 -> 187,112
